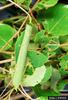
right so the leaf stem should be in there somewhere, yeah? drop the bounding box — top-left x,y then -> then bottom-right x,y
19,88 -> 33,100
7,0 -> 31,23
0,67 -> 9,73
0,16 -> 28,51
0,80 -> 12,97
47,43 -> 68,47
0,58 -> 13,64
0,3 -> 13,10
0,90 -> 11,99
60,43 -> 68,47
21,86 -> 33,100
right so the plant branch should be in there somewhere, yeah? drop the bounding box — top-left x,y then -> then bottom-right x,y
0,1 -> 39,50
47,43 -> 68,47
0,51 -> 14,55
31,0 -> 40,11
7,0 -> 31,23
29,8 -> 42,30
0,67 -> 9,73
19,88 -> 33,100
0,59 -> 13,64
0,16 -> 28,51
60,43 -> 68,47
0,80 -> 12,97
21,86 -> 33,100
0,90 -> 11,99
0,3 -> 13,10
10,94 -> 25,100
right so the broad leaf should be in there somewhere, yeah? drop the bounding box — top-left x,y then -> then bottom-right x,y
0,24 -> 16,50
59,35 -> 68,51
14,0 -> 25,4
51,68 -> 61,92
47,36 -> 60,51
43,4 -> 68,36
59,68 -> 68,76
43,0 -> 58,8
47,44 -> 59,51
41,66 -> 53,84
57,80 -> 68,91
34,0 -> 58,10
33,84 -> 60,97
24,0 -> 31,9
14,0 -> 31,9
59,60 -> 68,70
59,54 -> 68,70
22,65 -> 46,86
28,50 -> 48,68
34,30 -> 50,45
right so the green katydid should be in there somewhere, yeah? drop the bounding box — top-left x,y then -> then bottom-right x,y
13,24 -> 32,90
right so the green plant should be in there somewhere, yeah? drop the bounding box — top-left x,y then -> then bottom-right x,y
0,0 -> 68,99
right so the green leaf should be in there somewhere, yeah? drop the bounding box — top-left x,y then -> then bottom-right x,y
59,54 -> 68,70
28,50 -> 48,68
22,65 -> 46,86
26,66 -> 33,75
0,73 -> 6,80
37,96 -> 48,100
59,35 -> 68,51
41,66 -> 53,84
59,60 -> 68,70
43,0 -> 58,8
14,0 -> 31,9
33,84 -> 60,97
14,0 -> 25,4
43,4 -> 68,36
34,0 -> 58,10
0,24 -> 16,50
13,24 -> 32,90
34,30 -> 50,45
0,0 -> 6,3
47,36 -> 60,51
57,80 -> 68,91
51,68 -> 61,92
59,68 -> 68,76
34,30 -> 45,43
47,44 -> 59,51
24,0 -> 31,9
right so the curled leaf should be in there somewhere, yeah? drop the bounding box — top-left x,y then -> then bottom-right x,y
22,65 -> 46,86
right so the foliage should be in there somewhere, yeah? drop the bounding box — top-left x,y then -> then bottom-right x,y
0,0 -> 68,99
0,24 -> 16,50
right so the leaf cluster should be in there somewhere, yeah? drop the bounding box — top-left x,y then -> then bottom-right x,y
0,0 -> 68,99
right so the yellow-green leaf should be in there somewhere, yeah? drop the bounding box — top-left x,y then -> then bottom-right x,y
22,65 -> 46,86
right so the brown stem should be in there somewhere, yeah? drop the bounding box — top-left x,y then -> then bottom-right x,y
0,3 -> 13,10
60,43 -> 68,47
29,9 -> 42,31
0,51 -> 14,55
0,59 -> 13,64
